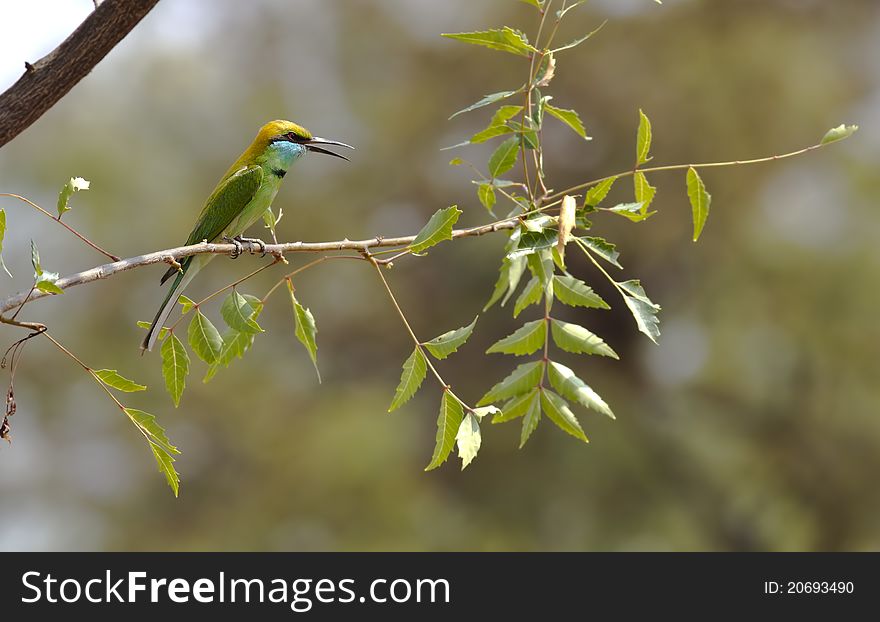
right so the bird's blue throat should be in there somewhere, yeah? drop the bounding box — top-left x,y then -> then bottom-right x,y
264,141 -> 306,177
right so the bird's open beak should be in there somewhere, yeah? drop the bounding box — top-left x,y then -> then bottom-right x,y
305,137 -> 355,161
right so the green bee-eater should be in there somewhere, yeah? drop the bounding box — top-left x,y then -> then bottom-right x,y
141,120 -> 353,352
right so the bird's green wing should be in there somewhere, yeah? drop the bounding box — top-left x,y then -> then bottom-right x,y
184,165 -> 263,246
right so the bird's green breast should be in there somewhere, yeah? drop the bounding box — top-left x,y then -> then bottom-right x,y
224,170 -> 281,236
224,141 -> 305,236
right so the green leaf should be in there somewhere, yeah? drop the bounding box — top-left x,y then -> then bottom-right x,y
203,327 -> 256,383
125,408 -> 180,496
449,90 -> 519,119
409,206 -> 461,253
30,239 -> 42,276
470,105 -> 523,144
534,91 -> 550,123
607,201 -> 644,215
425,392 -> 464,471
820,124 -> 858,145
161,333 -> 189,407
0,209 -> 11,277
150,444 -> 180,498
618,279 -> 661,343
477,177 -> 520,189
540,389 -> 588,443
57,176 -> 89,218
470,124 -> 513,144
551,20 -> 607,52
519,391 -> 542,448
178,295 -> 196,315
513,276 -> 542,318
686,167 -> 711,242
491,104 -> 524,124
477,360 -> 544,406
188,310 -> 223,364
607,201 -> 654,222
548,361 -> 614,419
519,0 -> 544,10
221,290 -> 263,334
527,250 -> 555,292
577,236 -> 622,269
389,347 -> 428,412
584,177 -> 616,208
633,171 -> 657,212
575,213 -> 593,230
502,256 -> 528,306
488,137 -> 520,178
35,280 -> 64,295
30,240 -> 64,294
553,274 -> 609,309
287,282 -> 320,382
493,388 -> 539,423
485,259 -> 513,312
442,27 -> 537,57
550,319 -> 618,358
487,319 -> 546,356
294,301 -> 320,381
545,104 -> 590,139
204,303 -> 264,382
636,109 -> 653,165
485,250 -> 527,311
478,183 -> 496,212
449,157 -> 464,166
456,412 -> 482,470
94,369 -> 147,392
126,408 -> 179,456
137,320 -> 168,342
510,123 -> 540,149
508,228 -> 558,260
423,316 -> 478,360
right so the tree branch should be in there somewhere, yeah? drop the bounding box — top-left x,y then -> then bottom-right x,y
0,219 -> 518,314
0,0 -> 161,148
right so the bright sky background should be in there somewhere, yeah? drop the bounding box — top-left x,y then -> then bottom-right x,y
0,1 -> 96,90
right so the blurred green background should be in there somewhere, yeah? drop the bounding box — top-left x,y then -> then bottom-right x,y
0,0 -> 878,551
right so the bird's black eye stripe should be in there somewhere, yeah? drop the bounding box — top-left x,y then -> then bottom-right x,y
271,132 -> 310,144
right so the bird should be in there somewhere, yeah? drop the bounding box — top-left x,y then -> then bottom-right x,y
141,120 -> 353,352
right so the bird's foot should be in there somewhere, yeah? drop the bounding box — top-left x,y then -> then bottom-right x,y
222,235 -> 244,259
234,235 -> 268,257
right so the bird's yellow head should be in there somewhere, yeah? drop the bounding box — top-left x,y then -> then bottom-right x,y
258,120 -> 313,144
249,120 -> 353,162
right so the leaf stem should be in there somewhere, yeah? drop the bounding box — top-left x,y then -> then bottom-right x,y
575,238 -> 625,297
166,258 -> 281,333
261,254 -> 365,304
39,330 -> 167,452
366,253 -> 467,407
0,193 -> 120,261
546,141 -> 828,203
39,330 -> 123,410
519,0 -> 553,201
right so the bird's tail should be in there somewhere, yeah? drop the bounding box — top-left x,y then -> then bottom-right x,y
141,259 -> 197,352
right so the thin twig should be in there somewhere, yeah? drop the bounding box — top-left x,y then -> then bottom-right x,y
366,252 -> 468,407
546,141 -> 829,203
262,255 -> 366,303
0,193 -> 120,261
